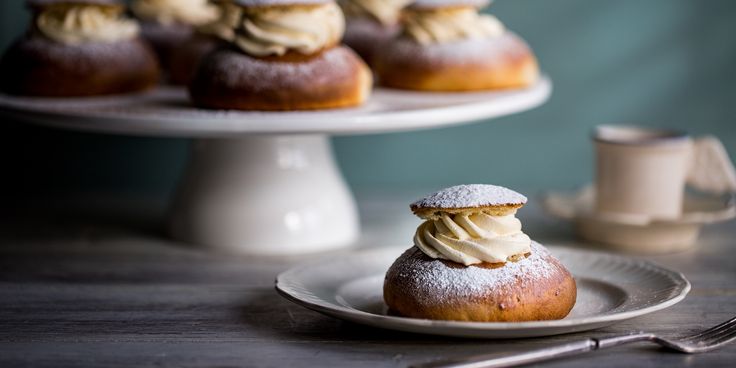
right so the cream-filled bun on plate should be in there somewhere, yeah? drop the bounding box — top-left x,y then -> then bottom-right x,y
168,0 -> 242,85
373,0 -> 539,91
189,0 -> 373,111
0,0 -> 160,97
384,184 -> 576,322
337,0 -> 412,65
131,0 -> 220,68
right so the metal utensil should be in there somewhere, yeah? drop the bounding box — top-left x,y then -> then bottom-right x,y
412,316 -> 736,368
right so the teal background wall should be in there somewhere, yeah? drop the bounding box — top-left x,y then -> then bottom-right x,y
1,0 -> 735,199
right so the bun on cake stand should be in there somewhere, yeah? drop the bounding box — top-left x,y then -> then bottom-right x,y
189,0 -> 372,111
373,0 -> 538,91
1,0 -> 160,97
0,0 -> 551,255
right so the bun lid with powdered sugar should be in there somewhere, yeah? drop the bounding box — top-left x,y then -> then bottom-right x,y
410,184 -> 527,218
232,0 -> 332,7
408,0 -> 491,10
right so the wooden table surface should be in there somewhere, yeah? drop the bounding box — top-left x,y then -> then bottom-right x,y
1,192 -> 734,367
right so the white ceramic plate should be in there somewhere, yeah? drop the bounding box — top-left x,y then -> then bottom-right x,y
276,246 -> 690,338
0,77 -> 550,137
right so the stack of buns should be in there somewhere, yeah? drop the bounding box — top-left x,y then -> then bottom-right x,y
1,0 -> 540,108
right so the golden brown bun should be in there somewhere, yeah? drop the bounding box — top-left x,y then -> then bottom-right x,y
0,36 -> 160,97
384,242 -> 576,322
168,34 -> 221,86
373,32 -> 539,92
189,45 -> 373,111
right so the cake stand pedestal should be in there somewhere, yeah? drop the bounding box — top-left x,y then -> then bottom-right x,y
0,78 -> 551,254
169,135 -> 358,254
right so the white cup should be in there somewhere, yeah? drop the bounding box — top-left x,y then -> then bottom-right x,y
594,125 -> 736,219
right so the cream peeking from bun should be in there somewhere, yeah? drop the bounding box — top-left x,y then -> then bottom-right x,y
131,0 -> 219,71
132,0 -> 219,26
384,184 -> 576,322
189,0 -> 372,111
231,0 -> 345,57
410,184 -> 532,265
373,0 -> 539,91
1,0 -> 160,97
29,0 -> 140,45
169,0 -> 248,85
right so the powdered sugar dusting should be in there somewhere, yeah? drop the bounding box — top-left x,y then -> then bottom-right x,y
6,35 -> 153,73
378,32 -> 529,67
411,184 -> 527,210
386,242 -> 557,306
198,47 -> 354,92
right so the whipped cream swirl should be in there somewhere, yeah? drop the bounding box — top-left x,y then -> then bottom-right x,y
339,0 -> 412,25
414,210 -> 531,265
403,7 -> 504,45
233,3 -> 345,57
132,0 -> 219,26
36,4 -> 140,45
198,2 -> 243,42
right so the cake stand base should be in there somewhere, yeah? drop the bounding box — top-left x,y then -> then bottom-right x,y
168,135 -> 359,255
0,79 -> 552,255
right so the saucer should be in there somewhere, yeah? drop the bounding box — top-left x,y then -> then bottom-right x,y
276,245 -> 690,338
542,186 -> 736,253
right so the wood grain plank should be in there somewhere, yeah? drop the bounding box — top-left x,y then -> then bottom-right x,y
0,197 -> 734,367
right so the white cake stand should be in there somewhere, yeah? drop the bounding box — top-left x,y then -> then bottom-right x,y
0,77 -> 551,255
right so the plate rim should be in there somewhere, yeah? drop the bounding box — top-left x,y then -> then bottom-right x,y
275,245 -> 691,333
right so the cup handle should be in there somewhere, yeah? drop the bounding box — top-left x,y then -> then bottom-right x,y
687,136 -> 736,194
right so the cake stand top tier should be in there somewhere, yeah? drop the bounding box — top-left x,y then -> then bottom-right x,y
0,76 -> 550,138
